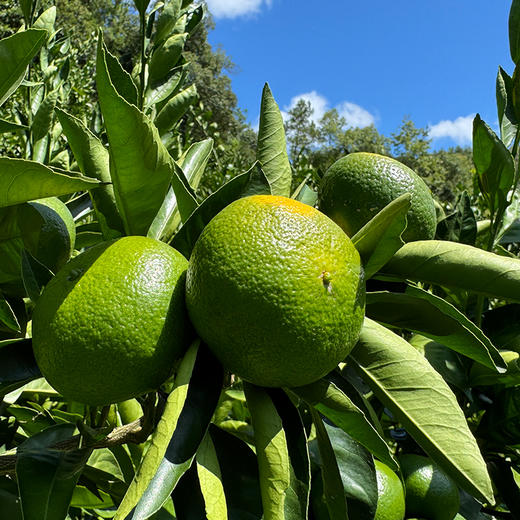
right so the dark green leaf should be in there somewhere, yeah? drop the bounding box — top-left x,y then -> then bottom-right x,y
103,47 -> 138,106
351,194 -> 410,279
510,0 -> 520,65
0,119 -> 28,133
350,318 -> 494,504
0,29 -> 47,106
310,410 -> 348,520
16,423 -> 91,520
257,83 -> 292,197
96,35 -> 196,235
435,191 -> 477,245
145,64 -> 188,107
21,249 -> 53,303
0,477 -> 22,519
365,287 -> 506,372
496,66 -> 518,148
155,84 -> 197,132
482,304 -> 520,352
186,4 -> 203,34
0,339 -> 41,397
472,114 -> 514,215
292,379 -> 397,471
0,158 -> 100,208
56,108 -> 124,239
209,424 -> 263,520
154,0 -> 181,46
171,463 -> 206,519
381,239 -> 520,303
0,297 -> 20,333
19,0 -> 34,24
126,345 -> 223,519
133,0 -> 151,16
148,33 -> 187,86
31,89 -> 57,142
171,162 -> 271,258
469,350 -> 520,387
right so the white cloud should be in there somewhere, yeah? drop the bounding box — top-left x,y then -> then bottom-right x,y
428,115 -> 475,145
205,0 -> 272,19
282,91 -> 375,128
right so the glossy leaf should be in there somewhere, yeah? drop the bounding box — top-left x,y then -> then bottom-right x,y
171,162 -> 271,258
365,287 -> 506,372
496,66 -> 518,148
145,64 -> 188,107
0,297 -> 20,333
114,342 -> 199,520
510,0 -> 520,65
149,33 -> 187,86
0,119 -> 28,133
256,83 -> 292,197
16,423 -> 91,520
381,239 -> 520,303
0,29 -> 47,106
155,84 -> 197,132
33,6 -> 56,35
292,379 -> 397,471
351,318 -> 494,505
209,424 -> 263,520
148,138 -> 213,241
351,193 -> 410,279
472,114 -> 514,215
196,433 -> 228,520
435,191 -> 477,245
96,36 -> 196,235
0,339 -> 41,397
310,410 -> 349,520
154,0 -> 181,46
56,108 -> 124,239
0,157 -> 100,208
244,383 -> 310,520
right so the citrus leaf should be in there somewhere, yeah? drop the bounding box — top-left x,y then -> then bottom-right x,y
171,162 -> 270,258
113,341 -> 199,520
351,193 -> 410,279
244,383 -> 310,520
320,418 -> 378,520
133,0 -> 151,16
33,6 -> 56,35
145,64 -> 188,107
0,29 -> 47,106
0,297 -> 20,333
468,350 -> 520,387
125,345 -> 223,519
0,158 -> 100,208
0,339 -> 41,397
293,184 -> 318,207
209,424 -> 263,520
496,66 -> 518,148
350,318 -> 495,505
0,476 -> 23,519
310,410 -> 349,520
510,0 -> 520,65
154,84 -> 197,132
171,463 -> 207,518
21,249 -> 53,302
256,83 -> 292,197
16,423 -> 91,520
103,47 -> 138,106
196,433 -> 228,520
148,33 -> 187,86
435,191 -> 477,245
55,108 -> 124,239
0,119 -> 28,133
96,35 -> 196,236
366,287 -> 506,372
153,0 -> 181,47
473,114 -> 514,215
381,239 -> 520,303
178,137 -> 213,192
292,379 -> 397,471
31,89 -> 57,142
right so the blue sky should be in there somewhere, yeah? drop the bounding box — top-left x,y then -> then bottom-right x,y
204,1 -> 513,149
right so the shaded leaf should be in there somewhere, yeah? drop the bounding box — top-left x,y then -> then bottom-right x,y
103,48 -> 138,106
496,66 -> 518,148
21,249 -> 53,303
0,339 -> 41,397
351,194 -> 410,279
154,0 -> 181,47
155,84 -> 197,132
145,64 -> 188,107
0,157 -> 100,208
382,239 -> 520,303
256,83 -> 292,197
0,119 -> 28,133
365,287 -> 506,372
436,191 -> 477,245
149,33 -> 187,86
350,318 -> 494,504
469,350 -> 520,387
0,29 -> 47,106
510,0 -> 520,65
133,0 -> 151,16
171,162 -> 270,258
0,297 -> 20,333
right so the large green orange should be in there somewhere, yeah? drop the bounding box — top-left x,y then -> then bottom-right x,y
32,236 -> 192,405
374,460 -> 406,520
400,454 -> 460,520
185,195 -> 365,388
318,152 -> 437,242
0,197 -> 76,296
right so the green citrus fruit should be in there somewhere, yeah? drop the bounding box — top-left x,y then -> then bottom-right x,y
318,152 -> 437,242
185,194 -> 365,388
400,454 -> 460,520
374,460 -> 406,520
32,236 -> 192,405
0,197 -> 76,296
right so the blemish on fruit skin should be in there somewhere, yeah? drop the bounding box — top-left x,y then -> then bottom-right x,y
320,271 -> 333,294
